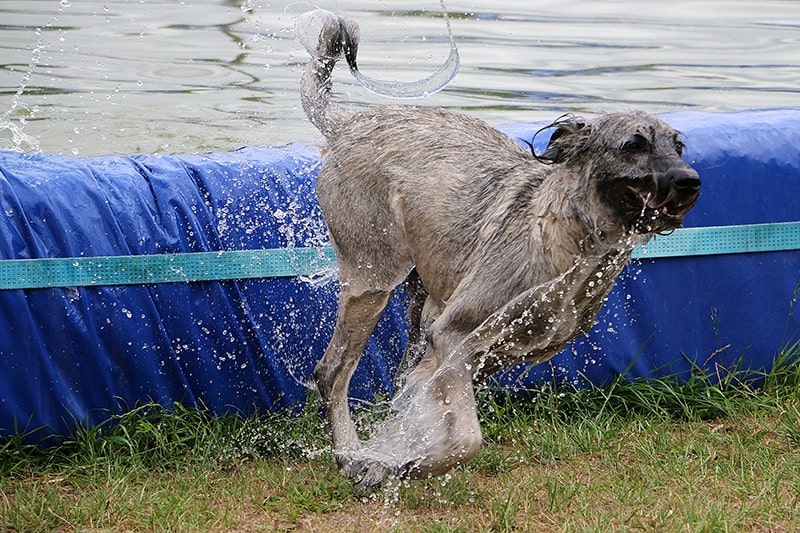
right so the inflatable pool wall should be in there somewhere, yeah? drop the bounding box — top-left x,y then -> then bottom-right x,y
0,109 -> 798,442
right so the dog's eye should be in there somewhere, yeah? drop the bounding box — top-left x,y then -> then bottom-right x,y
674,137 -> 685,156
621,133 -> 650,154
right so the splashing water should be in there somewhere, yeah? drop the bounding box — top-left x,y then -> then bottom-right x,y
440,237 -> 640,384
0,119 -> 40,154
0,0 -> 80,152
240,0 -> 254,13
294,8 -> 337,55
351,0 -> 459,99
0,27 -> 45,152
294,0 -> 459,99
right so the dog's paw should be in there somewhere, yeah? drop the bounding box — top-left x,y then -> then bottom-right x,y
339,455 -> 398,493
333,449 -> 355,471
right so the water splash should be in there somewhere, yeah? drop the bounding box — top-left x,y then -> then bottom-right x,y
352,0 -> 459,99
0,119 -> 40,153
294,8 -> 336,55
0,0 -> 76,152
295,0 -> 459,99
298,259 -> 338,288
0,27 -> 45,153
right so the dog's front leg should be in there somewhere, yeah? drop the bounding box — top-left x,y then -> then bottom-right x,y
342,332 -> 482,491
396,356 -> 483,479
444,248 -> 633,378
314,287 -> 393,464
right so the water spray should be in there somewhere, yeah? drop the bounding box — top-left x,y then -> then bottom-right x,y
295,0 -> 459,99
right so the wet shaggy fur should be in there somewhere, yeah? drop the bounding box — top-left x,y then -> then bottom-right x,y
300,11 -> 701,491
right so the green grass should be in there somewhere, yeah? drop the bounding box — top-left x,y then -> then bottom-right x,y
2,343 -> 800,532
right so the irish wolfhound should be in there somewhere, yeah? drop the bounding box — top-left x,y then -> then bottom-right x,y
300,12 -> 701,491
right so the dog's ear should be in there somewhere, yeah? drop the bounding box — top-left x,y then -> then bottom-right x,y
536,117 -> 589,164
539,127 -> 569,162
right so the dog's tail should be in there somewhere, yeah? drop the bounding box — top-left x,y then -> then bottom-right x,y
297,10 -> 361,138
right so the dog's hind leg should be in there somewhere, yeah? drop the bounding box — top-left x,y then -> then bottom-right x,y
393,269 -> 428,391
314,284 -> 394,463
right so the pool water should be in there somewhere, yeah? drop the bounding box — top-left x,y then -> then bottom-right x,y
1,0 -> 797,156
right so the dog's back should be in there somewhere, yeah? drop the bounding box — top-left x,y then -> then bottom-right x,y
317,101 -> 563,302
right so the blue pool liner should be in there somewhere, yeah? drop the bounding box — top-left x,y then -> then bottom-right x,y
0,108 -> 798,441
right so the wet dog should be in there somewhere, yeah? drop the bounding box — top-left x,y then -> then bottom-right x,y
300,12 -> 700,491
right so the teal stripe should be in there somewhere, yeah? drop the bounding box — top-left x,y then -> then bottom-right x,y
0,222 -> 797,289
632,221 -> 800,259
0,248 -> 337,290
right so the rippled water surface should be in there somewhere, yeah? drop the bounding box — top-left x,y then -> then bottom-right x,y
1,0 -> 798,155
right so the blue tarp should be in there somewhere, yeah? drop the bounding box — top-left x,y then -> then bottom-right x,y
0,108 -> 798,441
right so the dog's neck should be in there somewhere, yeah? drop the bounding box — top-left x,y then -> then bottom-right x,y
522,165 -> 637,277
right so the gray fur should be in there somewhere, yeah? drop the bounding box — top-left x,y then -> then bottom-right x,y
301,13 -> 701,491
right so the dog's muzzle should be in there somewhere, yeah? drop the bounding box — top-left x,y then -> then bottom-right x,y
623,165 -> 701,233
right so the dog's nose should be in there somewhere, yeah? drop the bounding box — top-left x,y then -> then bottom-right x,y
664,167 -> 701,193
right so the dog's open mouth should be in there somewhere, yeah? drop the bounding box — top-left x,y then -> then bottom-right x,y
622,185 -> 698,233
638,188 -> 690,219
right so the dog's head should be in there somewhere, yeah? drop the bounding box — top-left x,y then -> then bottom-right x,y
539,112 -> 701,234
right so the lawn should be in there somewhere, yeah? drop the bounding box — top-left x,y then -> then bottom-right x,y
2,344 -> 799,532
